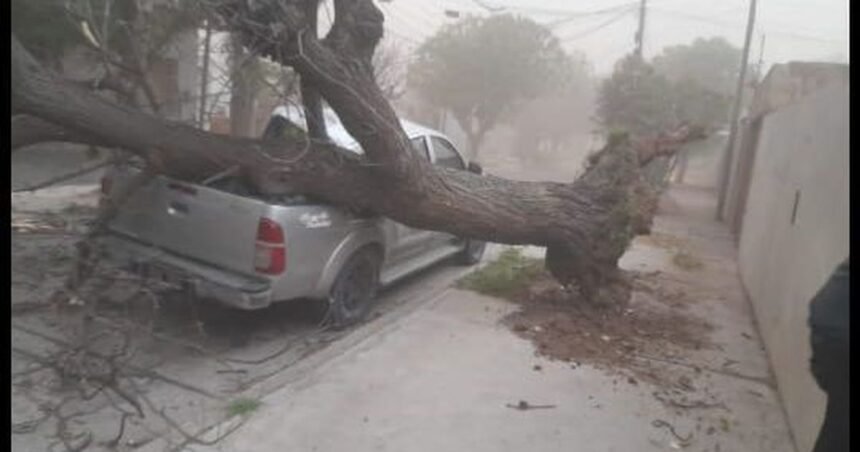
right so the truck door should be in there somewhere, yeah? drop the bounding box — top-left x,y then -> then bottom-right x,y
384,136 -> 439,266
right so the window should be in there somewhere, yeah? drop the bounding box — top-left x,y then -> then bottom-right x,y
410,137 -> 431,161
430,137 -> 465,170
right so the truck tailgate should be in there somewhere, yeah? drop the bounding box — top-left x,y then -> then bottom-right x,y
105,167 -> 268,276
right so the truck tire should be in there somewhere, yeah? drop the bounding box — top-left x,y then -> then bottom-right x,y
455,239 -> 486,266
328,249 -> 381,329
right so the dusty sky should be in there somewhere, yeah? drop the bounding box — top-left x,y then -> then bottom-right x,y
369,0 -> 848,76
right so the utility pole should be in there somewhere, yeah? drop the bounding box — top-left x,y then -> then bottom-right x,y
756,33 -> 766,79
634,0 -> 647,58
715,0 -> 757,221
197,20 -> 212,129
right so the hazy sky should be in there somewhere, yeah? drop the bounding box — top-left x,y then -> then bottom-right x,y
369,0 -> 848,76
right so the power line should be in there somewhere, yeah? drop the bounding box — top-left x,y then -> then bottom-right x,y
634,0 -> 647,58
717,0 -> 758,220
470,0 -> 505,13
650,7 -> 743,30
651,7 -> 845,44
378,1 -> 437,44
546,3 -> 640,29
467,1 -> 639,18
558,7 -> 637,42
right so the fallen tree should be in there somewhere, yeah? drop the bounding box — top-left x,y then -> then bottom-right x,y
10,0 -> 701,306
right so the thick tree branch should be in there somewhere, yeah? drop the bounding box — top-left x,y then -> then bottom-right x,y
11,34 -> 380,210
11,115 -> 105,151
300,0 -> 329,141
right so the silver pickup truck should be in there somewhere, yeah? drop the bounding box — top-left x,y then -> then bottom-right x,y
97,107 -> 486,327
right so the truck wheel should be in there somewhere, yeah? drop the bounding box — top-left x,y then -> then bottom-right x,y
456,239 -> 486,266
328,249 -> 381,329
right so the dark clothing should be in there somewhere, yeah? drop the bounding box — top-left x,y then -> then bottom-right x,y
808,258 -> 850,452
809,259 -> 850,344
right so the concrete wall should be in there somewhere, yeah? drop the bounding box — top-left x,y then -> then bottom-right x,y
737,82 -> 849,452
748,62 -> 849,119
722,62 -> 849,226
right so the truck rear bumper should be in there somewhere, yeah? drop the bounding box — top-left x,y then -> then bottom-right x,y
96,234 -> 274,310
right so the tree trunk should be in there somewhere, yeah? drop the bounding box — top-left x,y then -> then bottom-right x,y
455,112 -> 489,161
229,34 -> 257,137
11,1 -> 701,306
11,115 -> 103,151
466,130 -> 483,161
198,20 -> 212,128
299,0 -> 329,142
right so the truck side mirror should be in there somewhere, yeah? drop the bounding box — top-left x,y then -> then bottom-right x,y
467,161 -> 483,175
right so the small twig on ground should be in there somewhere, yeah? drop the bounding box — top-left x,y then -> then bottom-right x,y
652,419 -> 693,443
222,305 -> 333,366
505,400 -> 557,411
11,301 -> 52,316
11,412 -> 50,434
132,380 -> 246,448
43,395 -> 94,452
632,352 -> 773,388
107,412 -> 131,448
88,313 -> 239,371
652,390 -> 727,411
12,335 -> 220,400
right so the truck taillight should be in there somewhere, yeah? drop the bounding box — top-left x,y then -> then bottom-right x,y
254,218 -> 286,275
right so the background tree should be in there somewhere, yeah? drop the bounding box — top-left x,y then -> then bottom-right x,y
597,55 -> 676,137
652,37 -> 740,129
598,37 -> 741,137
229,33 -> 262,137
652,37 -> 741,98
511,51 -> 594,164
408,13 -> 573,158
373,40 -> 408,101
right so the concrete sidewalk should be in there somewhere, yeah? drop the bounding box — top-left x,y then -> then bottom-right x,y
183,185 -> 796,452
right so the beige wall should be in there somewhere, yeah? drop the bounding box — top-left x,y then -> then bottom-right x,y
737,82 -> 849,452
722,62 -> 849,227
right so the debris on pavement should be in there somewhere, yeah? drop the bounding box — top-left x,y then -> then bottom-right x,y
672,250 -> 705,271
496,268 -> 715,389
652,419 -> 693,445
11,216 -> 66,234
652,388 -> 727,411
505,400 -> 557,411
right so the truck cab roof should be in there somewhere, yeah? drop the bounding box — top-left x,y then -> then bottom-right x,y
270,104 -> 446,154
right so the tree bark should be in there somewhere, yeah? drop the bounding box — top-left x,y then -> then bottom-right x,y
11,0 -> 701,306
229,34 -> 257,137
11,115 -> 105,151
299,0 -> 329,141
198,20 -> 212,128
